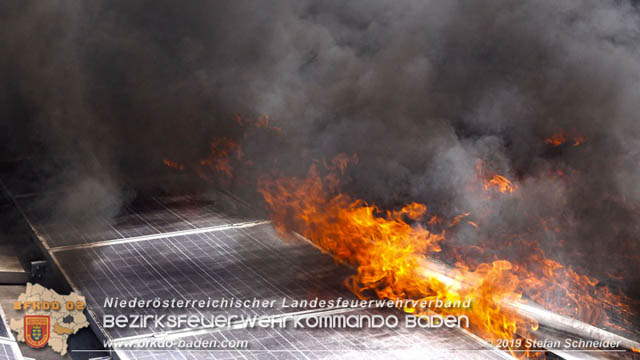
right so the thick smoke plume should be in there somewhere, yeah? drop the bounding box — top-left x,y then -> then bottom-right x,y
1,1 -> 640,301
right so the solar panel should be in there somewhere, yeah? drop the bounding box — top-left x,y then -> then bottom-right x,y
11,187 -> 508,360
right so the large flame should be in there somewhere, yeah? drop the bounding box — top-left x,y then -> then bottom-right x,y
258,154 -> 632,357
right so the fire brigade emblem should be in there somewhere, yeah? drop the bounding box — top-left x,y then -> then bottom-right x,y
24,315 -> 50,348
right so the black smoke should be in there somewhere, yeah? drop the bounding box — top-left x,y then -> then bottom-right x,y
1,0 -> 640,305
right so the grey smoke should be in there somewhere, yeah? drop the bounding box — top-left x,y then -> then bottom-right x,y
1,0 -> 640,305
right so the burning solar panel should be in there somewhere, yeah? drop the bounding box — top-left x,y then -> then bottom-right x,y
3,164 -> 638,360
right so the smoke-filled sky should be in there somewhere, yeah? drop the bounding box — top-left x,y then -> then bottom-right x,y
1,1 -> 640,291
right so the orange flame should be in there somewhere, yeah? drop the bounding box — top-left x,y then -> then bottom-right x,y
476,161 -> 518,195
199,137 -> 240,179
258,154 -> 633,357
163,158 -> 185,171
485,174 -> 517,194
545,132 -> 567,147
258,157 -> 535,355
545,131 -> 587,147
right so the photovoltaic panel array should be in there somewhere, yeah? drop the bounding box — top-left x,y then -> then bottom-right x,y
15,192 -> 256,249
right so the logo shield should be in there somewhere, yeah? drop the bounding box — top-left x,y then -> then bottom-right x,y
24,315 -> 50,348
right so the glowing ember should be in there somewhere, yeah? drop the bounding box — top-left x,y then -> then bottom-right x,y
545,132 -> 567,147
572,135 -> 586,146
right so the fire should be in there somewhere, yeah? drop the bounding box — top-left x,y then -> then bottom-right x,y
572,135 -> 586,146
258,154 -> 633,357
235,114 -> 282,133
545,132 -> 567,147
545,131 -> 587,147
485,174 -> 517,194
258,157 -> 535,355
511,243 -> 632,332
